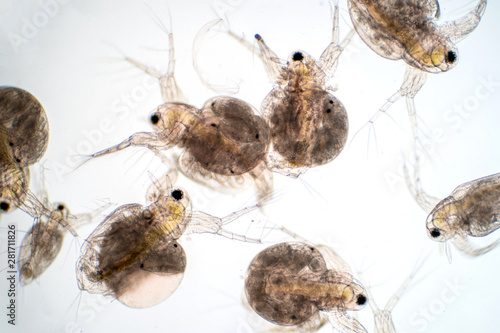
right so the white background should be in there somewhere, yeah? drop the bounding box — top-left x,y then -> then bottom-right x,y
0,0 -> 499,332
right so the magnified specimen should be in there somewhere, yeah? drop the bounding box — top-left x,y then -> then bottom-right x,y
348,0 -> 487,143
245,242 -> 367,332
219,2 -> 352,177
76,174 -> 261,308
16,164 -> 109,285
406,160 -> 500,257
0,86 -> 49,166
0,86 -> 49,213
87,19 -> 273,206
0,133 -> 30,214
18,198 -> 105,285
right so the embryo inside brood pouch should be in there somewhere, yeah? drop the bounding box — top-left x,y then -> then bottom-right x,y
0,86 -> 49,167
183,96 -> 270,176
245,242 -> 328,326
266,88 -> 348,169
100,235 -> 187,309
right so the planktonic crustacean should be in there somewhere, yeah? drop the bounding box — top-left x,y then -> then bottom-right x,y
76,173 -> 262,308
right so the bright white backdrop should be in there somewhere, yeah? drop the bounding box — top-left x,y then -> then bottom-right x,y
1,0 -> 499,332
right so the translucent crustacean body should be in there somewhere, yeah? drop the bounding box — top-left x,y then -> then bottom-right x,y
406,159 -> 500,257
347,0 -> 487,143
0,86 -> 49,213
17,170 -> 107,285
88,21 -> 273,206
76,174 -> 261,308
18,201 -> 69,285
0,127 -> 30,214
245,241 -> 367,333
18,200 -> 99,285
427,173 -> 500,256
0,86 -> 49,167
224,2 -> 352,178
148,96 -> 272,199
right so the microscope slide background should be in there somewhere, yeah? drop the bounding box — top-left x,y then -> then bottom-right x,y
1,0 -> 499,332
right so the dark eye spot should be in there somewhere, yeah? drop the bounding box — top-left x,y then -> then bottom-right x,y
16,158 -> 21,163
57,204 -> 65,211
0,202 -> 10,211
326,109 -> 331,113
255,133 -> 259,139
430,228 -> 441,238
140,263 -> 144,268
211,101 -> 216,107
290,315 -> 297,320
171,189 -> 183,200
445,50 -> 457,64
356,294 -> 367,306
173,243 -> 178,248
8,142 -> 13,147
230,170 -> 234,174
329,100 -> 334,104
150,113 -> 160,125
210,123 -> 216,127
292,52 -> 304,61
142,209 -> 153,221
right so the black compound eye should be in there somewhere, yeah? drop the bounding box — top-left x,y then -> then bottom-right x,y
430,228 -> 441,238
150,113 -> 160,125
292,52 -> 304,61
57,204 -> 65,211
445,50 -> 457,64
0,202 -> 10,211
171,189 -> 183,201
356,294 -> 367,306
